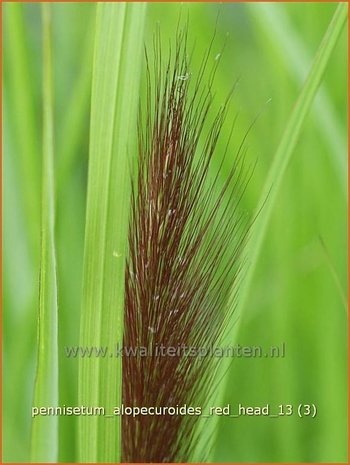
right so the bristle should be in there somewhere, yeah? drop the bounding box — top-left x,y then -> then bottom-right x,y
122,28 -> 251,462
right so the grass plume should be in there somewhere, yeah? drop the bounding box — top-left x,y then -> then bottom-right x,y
122,28 -> 252,462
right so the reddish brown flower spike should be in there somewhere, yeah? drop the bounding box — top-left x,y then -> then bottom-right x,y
122,28 -> 252,462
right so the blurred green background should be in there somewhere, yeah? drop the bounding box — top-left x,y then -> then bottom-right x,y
3,2 -> 347,462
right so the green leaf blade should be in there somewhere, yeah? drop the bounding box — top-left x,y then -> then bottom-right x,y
78,3 -> 146,462
31,4 -> 59,462
243,2 -> 347,300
